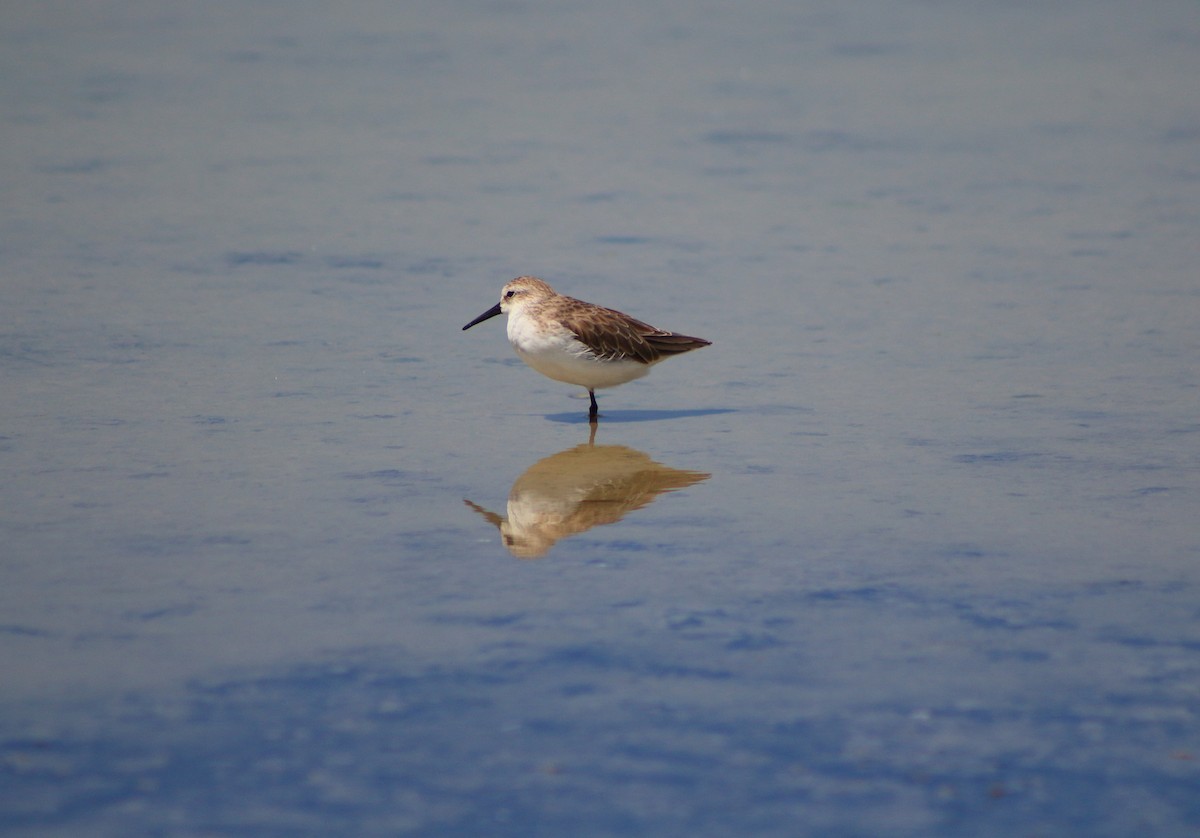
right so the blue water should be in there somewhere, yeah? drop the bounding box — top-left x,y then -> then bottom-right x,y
2,1 -> 1198,835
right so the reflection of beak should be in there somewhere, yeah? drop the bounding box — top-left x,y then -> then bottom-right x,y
463,499 -> 503,529
462,302 -> 502,330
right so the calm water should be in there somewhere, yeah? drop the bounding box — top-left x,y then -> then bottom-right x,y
2,1 -> 1198,835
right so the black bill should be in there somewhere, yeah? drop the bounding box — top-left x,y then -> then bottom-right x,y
462,302 -> 502,330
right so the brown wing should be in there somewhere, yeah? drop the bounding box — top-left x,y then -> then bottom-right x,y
561,301 -> 711,364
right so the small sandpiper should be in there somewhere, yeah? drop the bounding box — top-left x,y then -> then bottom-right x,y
463,276 -> 711,420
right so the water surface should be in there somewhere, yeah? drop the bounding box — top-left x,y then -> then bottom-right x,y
2,1 -> 1198,835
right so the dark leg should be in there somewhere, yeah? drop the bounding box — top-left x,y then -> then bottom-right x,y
588,389 -> 599,421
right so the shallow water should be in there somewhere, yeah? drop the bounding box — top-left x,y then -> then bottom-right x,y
2,1 -> 1199,835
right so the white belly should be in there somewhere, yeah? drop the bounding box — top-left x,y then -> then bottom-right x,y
515,343 -> 651,389
508,316 -> 651,390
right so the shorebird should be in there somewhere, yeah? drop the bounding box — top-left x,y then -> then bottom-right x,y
463,276 -> 711,420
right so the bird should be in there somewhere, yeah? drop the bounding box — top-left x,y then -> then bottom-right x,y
462,276 -> 711,420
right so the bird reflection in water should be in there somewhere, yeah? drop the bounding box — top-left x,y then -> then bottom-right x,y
464,427 -> 709,559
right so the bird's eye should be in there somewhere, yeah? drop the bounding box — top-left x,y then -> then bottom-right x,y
505,290 -> 516,299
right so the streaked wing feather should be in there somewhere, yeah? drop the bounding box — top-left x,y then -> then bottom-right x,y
644,331 -> 712,355
560,301 -> 711,364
